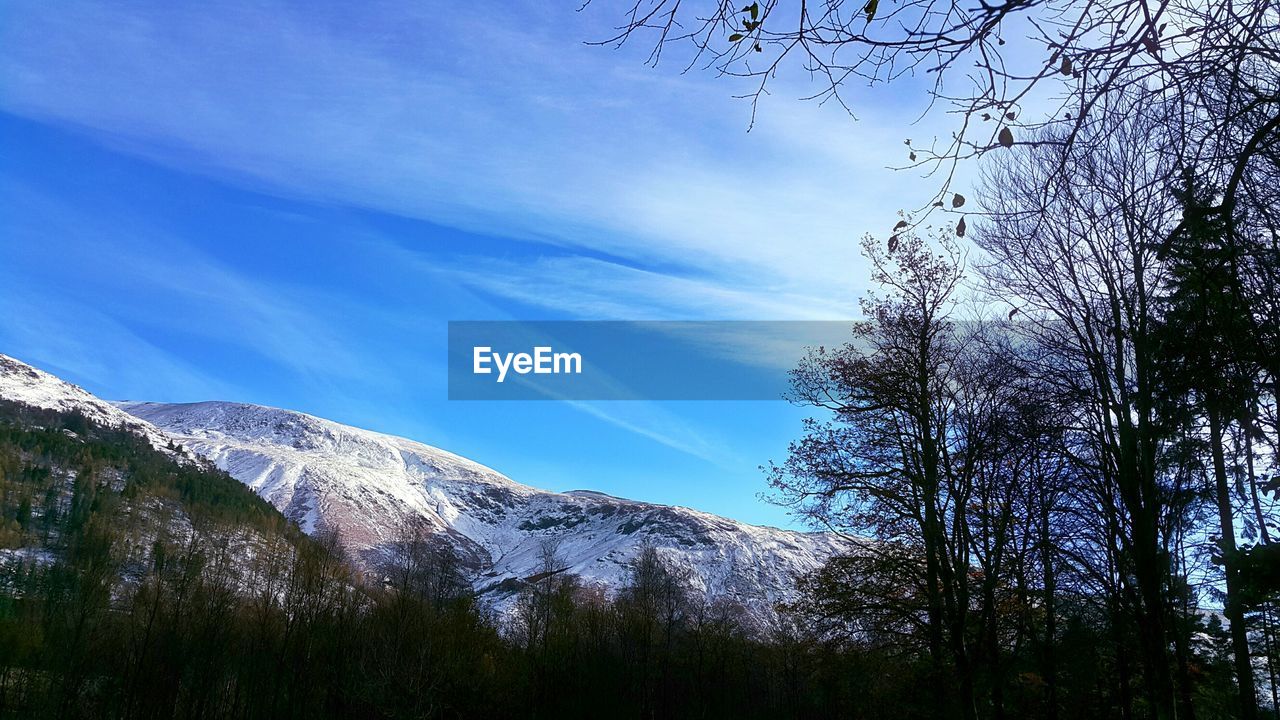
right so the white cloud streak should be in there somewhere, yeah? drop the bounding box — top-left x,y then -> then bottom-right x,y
0,0 -> 950,320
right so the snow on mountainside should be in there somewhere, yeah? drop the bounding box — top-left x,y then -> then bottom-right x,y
0,353 -> 849,622
0,354 -> 189,460
118,400 -> 850,620
0,355 -> 295,594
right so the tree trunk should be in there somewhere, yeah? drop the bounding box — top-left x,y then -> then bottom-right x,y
1209,409 -> 1259,720
1039,497 -> 1058,720
1261,605 -> 1280,720
1172,530 -> 1198,720
1115,606 -> 1135,720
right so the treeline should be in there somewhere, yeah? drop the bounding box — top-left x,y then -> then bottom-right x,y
0,401 -> 928,719
768,94 -> 1280,720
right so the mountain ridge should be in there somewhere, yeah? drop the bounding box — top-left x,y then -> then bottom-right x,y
0,354 -> 847,623
120,399 -> 849,622
0,354 -> 193,462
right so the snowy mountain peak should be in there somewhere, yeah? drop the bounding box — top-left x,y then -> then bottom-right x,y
117,400 -> 511,485
0,354 -> 186,458
0,356 -> 847,624
120,400 -> 848,621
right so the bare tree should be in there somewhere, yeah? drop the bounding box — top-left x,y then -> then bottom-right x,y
770,229 -> 1011,717
974,94 -> 1197,719
587,0 -> 1280,235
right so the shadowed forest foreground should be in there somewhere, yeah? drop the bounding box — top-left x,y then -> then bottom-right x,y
0,401 -> 1270,720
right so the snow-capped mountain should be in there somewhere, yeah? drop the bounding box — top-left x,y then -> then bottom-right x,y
0,354 -> 848,622
119,400 -> 849,620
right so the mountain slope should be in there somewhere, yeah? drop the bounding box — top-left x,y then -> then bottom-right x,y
118,400 -> 848,619
0,354 -> 847,623
0,354 -> 189,461
0,389 -> 307,608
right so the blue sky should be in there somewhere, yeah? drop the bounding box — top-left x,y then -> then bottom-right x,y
0,0 -> 960,529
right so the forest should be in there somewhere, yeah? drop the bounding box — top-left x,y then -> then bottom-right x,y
767,107 -> 1280,720
0,400 -> 978,719
765,83 -> 1280,719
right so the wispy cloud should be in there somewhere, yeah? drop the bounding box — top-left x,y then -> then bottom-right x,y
0,0 -> 950,320
564,400 -> 734,467
443,255 -> 853,320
